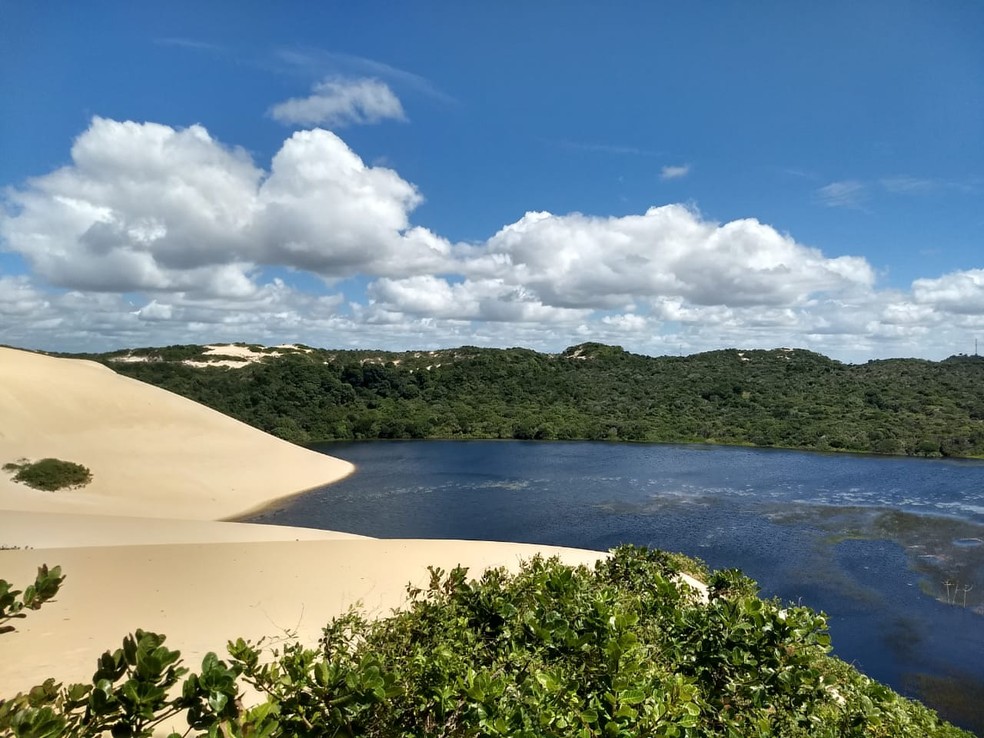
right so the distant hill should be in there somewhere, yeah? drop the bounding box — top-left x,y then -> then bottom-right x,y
67,342 -> 984,458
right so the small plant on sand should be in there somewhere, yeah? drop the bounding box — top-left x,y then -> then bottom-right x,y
4,459 -> 92,492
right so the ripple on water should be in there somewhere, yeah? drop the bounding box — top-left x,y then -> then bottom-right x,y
953,537 -> 984,549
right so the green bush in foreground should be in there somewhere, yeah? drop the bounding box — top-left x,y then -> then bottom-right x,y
4,459 -> 92,492
0,548 -> 972,737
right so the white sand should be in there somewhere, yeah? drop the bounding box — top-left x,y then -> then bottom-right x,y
0,510 -> 366,549
0,347 -> 354,520
0,347 -> 613,699
0,539 -> 605,694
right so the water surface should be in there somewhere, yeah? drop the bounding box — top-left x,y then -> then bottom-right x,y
250,441 -> 984,733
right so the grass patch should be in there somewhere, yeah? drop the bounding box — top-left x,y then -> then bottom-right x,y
5,458 -> 92,491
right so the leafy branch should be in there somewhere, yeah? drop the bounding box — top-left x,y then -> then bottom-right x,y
0,566 -> 64,634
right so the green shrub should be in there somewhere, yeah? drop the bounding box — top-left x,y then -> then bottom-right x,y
222,548 -> 969,737
0,550 -> 972,737
0,630 -> 241,738
6,459 -> 92,491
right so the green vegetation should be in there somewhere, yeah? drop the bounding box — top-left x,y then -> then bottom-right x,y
4,459 -> 92,492
0,565 -> 63,634
0,549 -> 971,737
0,630 -> 239,738
77,343 -> 984,457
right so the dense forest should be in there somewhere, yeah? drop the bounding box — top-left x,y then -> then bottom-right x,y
72,343 -> 984,458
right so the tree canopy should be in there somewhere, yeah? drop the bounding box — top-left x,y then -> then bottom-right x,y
73,344 -> 984,458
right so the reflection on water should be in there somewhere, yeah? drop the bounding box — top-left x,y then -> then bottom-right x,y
249,441 -> 984,734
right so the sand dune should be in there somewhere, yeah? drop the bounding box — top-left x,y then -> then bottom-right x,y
0,347 -> 353,520
0,347 -> 610,699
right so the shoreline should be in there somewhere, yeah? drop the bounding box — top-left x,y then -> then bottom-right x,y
307,436 -> 984,463
219,464 -> 356,523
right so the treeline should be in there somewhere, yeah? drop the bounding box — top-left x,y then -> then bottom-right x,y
78,343 -> 984,457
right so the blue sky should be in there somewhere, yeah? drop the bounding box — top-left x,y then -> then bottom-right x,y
1,1 -> 981,360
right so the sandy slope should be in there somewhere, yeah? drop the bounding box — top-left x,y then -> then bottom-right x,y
0,347 -> 354,519
0,539 -> 605,695
0,347 -> 612,700
0,510 -> 367,549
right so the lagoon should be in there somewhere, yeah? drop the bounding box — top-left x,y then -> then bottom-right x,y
249,441 -> 984,733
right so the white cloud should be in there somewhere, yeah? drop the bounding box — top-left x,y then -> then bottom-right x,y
2,117 -> 981,362
880,175 -> 939,194
275,50 -> 456,106
0,275 -> 49,319
601,313 -> 649,331
256,129 -> 447,275
135,300 -> 173,321
468,205 -> 874,310
269,77 -> 406,127
366,275 -> 590,324
816,180 -> 867,208
2,118 -> 263,294
0,118 -> 450,300
660,164 -> 690,180
912,269 -> 984,315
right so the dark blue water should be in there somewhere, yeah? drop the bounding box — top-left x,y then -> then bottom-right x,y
249,441 -> 984,733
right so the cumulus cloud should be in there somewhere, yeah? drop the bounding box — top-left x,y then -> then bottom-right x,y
660,164 -> 690,180
912,269 -> 984,314
256,129 -> 444,274
2,118 -> 262,293
0,117 -> 449,300
366,275 -> 591,324
269,77 -> 406,127
467,205 -> 874,310
0,275 -> 49,319
134,300 -> 173,321
600,313 -> 649,331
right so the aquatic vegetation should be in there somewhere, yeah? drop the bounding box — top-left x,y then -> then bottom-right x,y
768,505 -> 984,613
